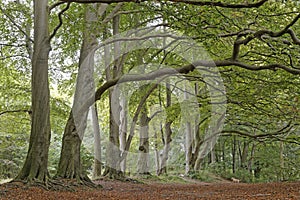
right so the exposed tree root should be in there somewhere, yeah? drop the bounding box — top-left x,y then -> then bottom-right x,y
54,173 -> 102,189
9,178 -> 73,191
8,176 -> 101,192
102,167 -> 126,181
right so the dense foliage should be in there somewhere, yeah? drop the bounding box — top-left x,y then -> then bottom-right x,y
0,0 -> 299,183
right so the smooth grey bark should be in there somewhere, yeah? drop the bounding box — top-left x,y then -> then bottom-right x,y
158,82 -> 172,175
279,141 -> 284,181
119,96 -> 127,173
103,12 -> 123,179
153,124 -> 160,174
190,83 -> 200,171
209,147 -> 216,164
191,128 -> 202,171
185,121 -> 192,174
137,105 -> 150,175
103,86 -> 122,178
120,83 -> 160,173
16,0 -> 51,183
92,104 -> 102,179
56,4 -> 100,183
184,83 -> 192,175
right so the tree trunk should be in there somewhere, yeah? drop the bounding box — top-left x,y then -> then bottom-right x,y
56,112 -> 87,181
279,141 -> 284,181
232,135 -> 237,174
209,147 -> 216,164
154,126 -> 160,174
103,13 -> 123,179
119,97 -> 127,173
248,142 -> 256,180
158,82 -> 172,175
102,88 -> 122,178
240,141 -> 249,169
185,121 -> 192,174
137,105 -> 150,175
191,118 -> 208,171
191,128 -> 202,171
15,0 -> 51,184
184,83 -> 193,175
92,104 -> 102,179
56,4 -> 99,184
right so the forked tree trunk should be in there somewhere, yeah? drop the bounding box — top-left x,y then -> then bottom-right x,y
15,0 -> 51,184
158,122 -> 172,175
56,4 -> 100,184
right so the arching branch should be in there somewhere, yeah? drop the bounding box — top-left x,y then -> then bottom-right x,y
232,14 -> 300,60
58,0 -> 268,9
77,58 -> 300,116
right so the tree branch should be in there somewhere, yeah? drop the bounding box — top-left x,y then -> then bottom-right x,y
0,109 -> 31,117
0,5 -> 34,43
77,58 -> 300,115
232,14 -> 300,60
50,2 -> 72,41
58,0 -> 268,8
121,78 -> 164,162
222,121 -> 293,140
195,60 -> 300,74
102,3 -> 124,24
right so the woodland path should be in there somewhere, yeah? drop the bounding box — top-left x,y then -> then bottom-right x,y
0,179 -> 299,199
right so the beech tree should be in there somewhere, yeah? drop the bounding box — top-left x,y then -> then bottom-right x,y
56,3 -> 102,184
2,0 -> 300,186
15,0 -> 52,183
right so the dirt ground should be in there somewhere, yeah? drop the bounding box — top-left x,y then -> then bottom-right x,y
0,179 -> 299,200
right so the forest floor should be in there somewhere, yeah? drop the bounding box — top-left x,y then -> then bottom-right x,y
0,177 -> 299,200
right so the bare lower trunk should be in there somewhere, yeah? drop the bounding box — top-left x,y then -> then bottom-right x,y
103,12 -> 125,179
190,122 -> 202,171
154,129 -> 160,174
279,141 -> 284,181
56,4 -> 100,184
137,105 -> 150,175
185,122 -> 192,174
92,104 -> 102,179
240,141 -> 249,169
232,135 -> 237,174
103,82 -> 122,179
56,112 -> 89,182
119,97 -> 127,173
158,82 -> 172,175
16,0 -> 51,184
158,121 -> 172,175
